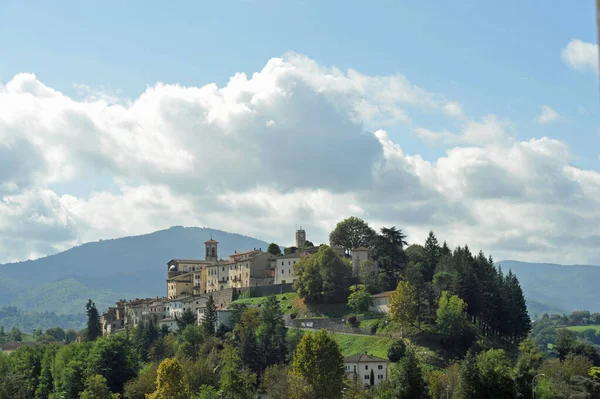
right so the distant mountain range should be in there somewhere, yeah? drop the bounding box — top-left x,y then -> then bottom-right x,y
0,226 -> 269,315
0,227 -> 598,323
497,260 -> 600,315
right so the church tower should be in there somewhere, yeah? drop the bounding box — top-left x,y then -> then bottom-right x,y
204,238 -> 218,262
295,227 -> 306,249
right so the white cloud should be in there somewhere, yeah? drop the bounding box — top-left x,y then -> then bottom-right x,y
533,105 -> 561,125
0,53 -> 599,266
561,39 -> 599,73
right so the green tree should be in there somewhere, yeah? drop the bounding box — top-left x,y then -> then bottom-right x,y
329,216 -> 377,255
219,344 -> 256,399
79,374 -> 120,399
293,245 -> 351,303
34,347 -> 55,399
423,231 -> 441,282
176,308 -> 197,331
85,299 -> 102,341
371,226 -> 408,290
194,385 -> 220,399
147,358 -> 188,399
202,295 -> 218,335
347,284 -> 373,313
436,291 -> 474,349
388,280 -> 417,338
292,329 -> 345,399
387,339 -> 407,362
262,364 -> 315,399
390,349 -> 426,399
257,296 -> 287,369
358,260 -> 379,293
476,349 -> 515,398
267,243 -> 282,256
456,350 -> 482,399
9,326 -> 22,342
514,338 -> 546,398
87,333 -> 138,394
123,362 -> 158,399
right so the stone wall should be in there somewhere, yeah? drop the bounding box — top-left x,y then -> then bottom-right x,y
239,283 -> 295,298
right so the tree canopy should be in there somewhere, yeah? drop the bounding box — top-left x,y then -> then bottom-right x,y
329,216 -> 376,254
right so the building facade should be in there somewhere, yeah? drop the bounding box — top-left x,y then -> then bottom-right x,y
344,354 -> 389,386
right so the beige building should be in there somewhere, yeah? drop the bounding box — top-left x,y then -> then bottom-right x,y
369,291 -> 393,313
344,354 -> 389,386
274,253 -> 302,284
351,247 -> 371,277
229,250 -> 274,288
167,272 -> 193,299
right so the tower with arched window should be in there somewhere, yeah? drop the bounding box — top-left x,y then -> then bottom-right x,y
204,238 -> 218,262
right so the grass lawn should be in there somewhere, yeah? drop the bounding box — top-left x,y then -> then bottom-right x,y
231,293 -> 303,315
564,324 -> 600,333
328,332 -> 394,359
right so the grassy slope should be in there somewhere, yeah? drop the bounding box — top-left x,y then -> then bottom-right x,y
564,324 -> 600,332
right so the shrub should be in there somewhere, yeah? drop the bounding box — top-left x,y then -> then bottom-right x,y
387,339 -> 407,362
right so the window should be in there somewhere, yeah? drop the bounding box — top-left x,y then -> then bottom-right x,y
282,269 -> 285,274
378,365 -> 383,370
364,375 -> 369,380
288,261 -> 291,265
281,261 -> 284,266
293,261 -> 296,264
378,375 -> 383,380
365,365 -> 368,370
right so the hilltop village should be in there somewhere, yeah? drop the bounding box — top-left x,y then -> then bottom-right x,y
101,228 -> 374,335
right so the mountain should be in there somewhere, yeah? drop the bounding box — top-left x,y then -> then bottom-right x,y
498,260 -> 600,314
0,226 -> 269,315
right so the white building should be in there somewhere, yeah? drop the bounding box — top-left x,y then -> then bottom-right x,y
158,317 -> 178,333
274,253 -> 302,284
344,354 -> 389,386
369,291 -> 393,313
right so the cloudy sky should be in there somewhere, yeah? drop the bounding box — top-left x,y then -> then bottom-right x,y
0,1 -> 599,265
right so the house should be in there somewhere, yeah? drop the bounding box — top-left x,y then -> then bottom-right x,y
369,291 -> 394,313
197,308 -> 234,331
274,253 -> 302,284
229,249 -> 274,288
167,272 -> 193,299
344,354 -> 389,386
158,317 -> 178,333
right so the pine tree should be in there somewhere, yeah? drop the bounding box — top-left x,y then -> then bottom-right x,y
202,295 -> 218,335
456,350 -> 482,399
391,349 -> 427,398
423,231 -> 441,282
258,296 -> 287,369
85,299 -> 102,341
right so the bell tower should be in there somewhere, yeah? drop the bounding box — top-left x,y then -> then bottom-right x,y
204,238 -> 218,262
295,227 -> 306,249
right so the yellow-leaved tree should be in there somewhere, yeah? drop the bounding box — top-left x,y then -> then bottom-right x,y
146,358 -> 188,399
388,280 -> 417,338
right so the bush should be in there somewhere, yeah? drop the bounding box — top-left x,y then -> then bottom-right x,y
387,339 -> 407,362
290,312 -> 297,320
347,315 -> 359,327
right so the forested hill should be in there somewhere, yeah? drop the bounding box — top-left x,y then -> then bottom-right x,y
0,226 -> 269,315
497,260 -> 600,314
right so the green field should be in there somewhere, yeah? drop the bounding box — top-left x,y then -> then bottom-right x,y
331,332 -> 394,358
231,293 -> 301,314
564,324 -> 600,332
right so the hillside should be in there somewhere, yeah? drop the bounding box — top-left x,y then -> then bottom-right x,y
0,226 -> 269,315
498,260 -> 600,314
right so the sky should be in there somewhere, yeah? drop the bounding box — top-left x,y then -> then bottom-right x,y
0,0 -> 599,265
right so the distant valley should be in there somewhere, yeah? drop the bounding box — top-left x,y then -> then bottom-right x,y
0,227 -> 598,331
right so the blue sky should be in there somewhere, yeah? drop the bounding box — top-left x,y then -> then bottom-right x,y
0,1 -> 599,264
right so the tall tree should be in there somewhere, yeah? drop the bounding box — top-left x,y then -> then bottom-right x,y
219,344 -> 256,399
390,349 -> 427,399
347,284 -> 373,313
456,350 -> 482,399
293,245 -> 351,303
267,243 -> 282,256
292,329 -> 345,399
87,333 -> 138,394
85,299 -> 102,341
257,296 -> 287,369
436,291 -> 473,349
388,280 -> 417,338
423,231 -> 441,282
371,226 -> 408,290
202,295 -> 218,335
329,216 -> 376,254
